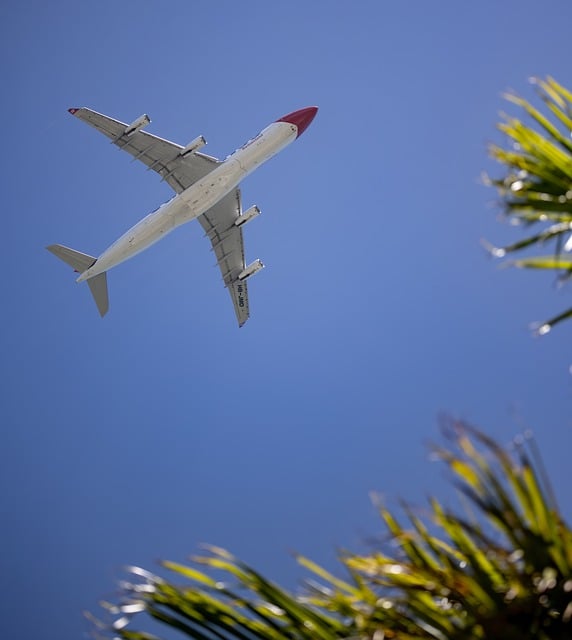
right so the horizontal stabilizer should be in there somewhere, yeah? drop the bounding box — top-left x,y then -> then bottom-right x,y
87,272 -> 109,317
47,243 -> 109,317
46,244 -> 96,273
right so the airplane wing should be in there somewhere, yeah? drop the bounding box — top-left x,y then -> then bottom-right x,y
69,107 -> 253,327
198,189 -> 251,327
68,107 -> 218,193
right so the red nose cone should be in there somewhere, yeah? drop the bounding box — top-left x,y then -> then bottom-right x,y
276,106 -> 318,138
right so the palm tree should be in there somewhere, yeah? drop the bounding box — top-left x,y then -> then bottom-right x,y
89,422 -> 572,639
485,76 -> 572,334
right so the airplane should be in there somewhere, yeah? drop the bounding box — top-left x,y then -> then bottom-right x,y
47,105 -> 318,326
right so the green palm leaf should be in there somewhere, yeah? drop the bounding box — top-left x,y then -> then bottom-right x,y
90,423 -> 572,639
485,76 -> 572,333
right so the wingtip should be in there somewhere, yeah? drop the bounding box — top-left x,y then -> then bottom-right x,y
68,108 -> 80,115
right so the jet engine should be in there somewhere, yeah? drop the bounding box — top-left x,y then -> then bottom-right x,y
234,205 -> 261,227
124,114 -> 151,136
180,135 -> 206,157
238,259 -> 264,281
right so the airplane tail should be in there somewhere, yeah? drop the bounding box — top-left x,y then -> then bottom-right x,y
46,244 -> 109,317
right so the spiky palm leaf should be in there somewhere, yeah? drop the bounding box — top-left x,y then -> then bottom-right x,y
90,424 -> 572,639
343,423 -> 572,639
485,76 -> 572,334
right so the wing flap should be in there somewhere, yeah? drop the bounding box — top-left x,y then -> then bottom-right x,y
68,107 -> 219,193
199,189 -> 251,327
228,280 -> 250,327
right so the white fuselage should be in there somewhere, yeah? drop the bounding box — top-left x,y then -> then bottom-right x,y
77,120 -> 297,282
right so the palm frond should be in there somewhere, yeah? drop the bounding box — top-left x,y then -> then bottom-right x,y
89,424 -> 572,639
485,76 -> 572,332
344,422 -> 572,639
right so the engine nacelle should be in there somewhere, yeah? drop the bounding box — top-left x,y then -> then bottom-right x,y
238,259 -> 264,281
234,205 -> 261,227
180,135 -> 206,157
124,114 -> 151,136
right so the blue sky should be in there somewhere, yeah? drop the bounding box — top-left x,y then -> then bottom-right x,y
2,1 -> 572,637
